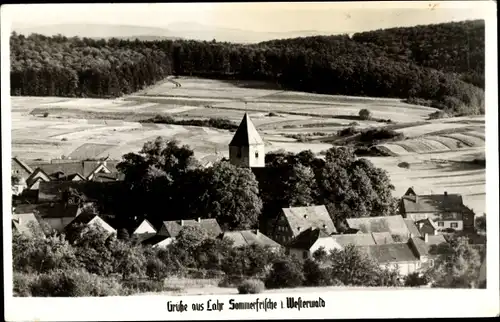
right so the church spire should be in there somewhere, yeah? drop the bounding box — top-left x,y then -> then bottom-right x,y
228,113 -> 265,168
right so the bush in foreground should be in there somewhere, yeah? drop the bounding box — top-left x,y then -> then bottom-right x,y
29,269 -> 124,297
237,279 -> 265,294
13,272 -> 37,297
265,259 -> 304,289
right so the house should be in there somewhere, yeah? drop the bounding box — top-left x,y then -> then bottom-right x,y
64,212 -> 116,235
346,215 -> 412,241
12,213 -> 41,236
12,157 -> 34,181
288,229 -> 393,260
220,230 -> 282,251
25,168 -> 52,191
357,243 -> 423,276
400,188 -> 475,231
157,218 -> 222,238
414,218 -> 439,236
141,235 -> 175,248
27,159 -> 119,182
229,113 -> 265,168
269,205 -> 337,246
35,203 -> 82,232
132,219 -> 157,235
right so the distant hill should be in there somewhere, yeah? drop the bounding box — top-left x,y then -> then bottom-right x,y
13,22 -> 331,44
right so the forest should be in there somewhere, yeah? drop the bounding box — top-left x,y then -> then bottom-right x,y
10,20 -> 485,116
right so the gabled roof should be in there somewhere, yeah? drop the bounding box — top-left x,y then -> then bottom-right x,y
229,113 -> 264,146
288,228 -> 331,250
12,157 -> 34,174
282,205 -> 337,237
12,213 -> 40,236
402,193 -> 466,214
26,168 -> 51,187
331,233 -> 377,247
404,219 -> 422,237
346,215 -> 409,236
60,173 -> 86,181
28,160 -> 117,180
161,219 -> 222,238
65,213 -> 115,233
415,218 -> 438,231
357,243 -> 420,264
404,187 -> 417,196
133,219 -> 157,235
221,230 -> 281,248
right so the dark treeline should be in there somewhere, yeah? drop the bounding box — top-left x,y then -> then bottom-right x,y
10,20 -> 485,115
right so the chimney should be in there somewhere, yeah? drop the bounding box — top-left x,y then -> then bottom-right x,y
444,191 -> 448,196
424,233 -> 429,243
197,217 -> 201,223
255,229 -> 259,236
180,220 -> 184,226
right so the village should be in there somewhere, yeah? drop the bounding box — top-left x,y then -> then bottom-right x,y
11,113 -> 487,293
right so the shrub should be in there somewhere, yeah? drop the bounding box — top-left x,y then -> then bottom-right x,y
358,109 -> 372,120
303,259 -> 331,286
145,257 -> 169,281
218,275 -> 243,288
268,112 -> 279,117
43,112 -> 49,117
337,126 -> 360,137
428,110 -> 451,120
237,279 -> 265,294
359,128 -> 404,143
30,269 -> 124,297
61,137 -> 68,141
398,162 -> 411,169
348,121 -> 359,126
405,272 -> 430,287
13,272 -> 37,297
265,259 -> 304,289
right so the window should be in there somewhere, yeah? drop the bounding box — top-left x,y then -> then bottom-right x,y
438,221 -> 444,227
450,222 -> 458,228
303,251 -> 309,259
255,151 -> 259,158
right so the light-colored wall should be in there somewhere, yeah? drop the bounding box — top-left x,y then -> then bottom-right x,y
382,261 -> 421,276
229,144 -> 265,168
153,237 -> 175,248
44,217 -> 75,232
289,238 -> 342,260
435,220 -> 463,230
89,217 -> 116,234
133,221 -> 156,235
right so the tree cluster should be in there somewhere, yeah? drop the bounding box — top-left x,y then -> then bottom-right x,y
11,20 -> 485,115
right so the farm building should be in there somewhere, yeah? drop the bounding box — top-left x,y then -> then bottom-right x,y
27,159 -> 119,181
269,205 -> 337,246
220,230 -> 282,251
345,215 -> 413,242
64,212 -> 116,235
229,113 -> 265,168
157,218 -> 222,238
132,219 -> 157,235
400,187 -> 475,231
12,213 -> 41,236
357,243 -> 423,276
288,230 -> 395,260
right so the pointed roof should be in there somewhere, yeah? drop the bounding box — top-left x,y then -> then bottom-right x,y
229,113 -> 264,146
12,157 -> 34,174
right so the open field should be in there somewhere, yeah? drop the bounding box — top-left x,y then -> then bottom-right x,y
10,77 -> 485,214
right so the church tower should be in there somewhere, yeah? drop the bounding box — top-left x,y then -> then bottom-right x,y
229,113 -> 265,168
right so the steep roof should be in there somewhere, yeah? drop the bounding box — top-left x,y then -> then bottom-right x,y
65,213 -> 115,233
28,160 -> 116,179
331,233 -> 377,247
229,113 -> 264,146
288,228 -> 331,249
132,219 -> 157,235
404,219 -> 422,237
402,193 -> 466,214
222,230 -> 281,248
161,219 -> 222,238
346,215 -> 409,236
12,157 -> 34,174
141,234 -> 170,246
282,205 -> 337,237
26,168 -> 51,187
357,243 -> 420,264
12,213 -> 40,236
415,218 -> 438,232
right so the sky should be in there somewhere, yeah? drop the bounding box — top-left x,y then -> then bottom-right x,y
4,2 -> 491,33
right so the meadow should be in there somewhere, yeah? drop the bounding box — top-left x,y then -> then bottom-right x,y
10,77 -> 486,214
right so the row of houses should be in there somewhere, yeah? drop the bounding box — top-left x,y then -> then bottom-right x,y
11,157 -> 124,196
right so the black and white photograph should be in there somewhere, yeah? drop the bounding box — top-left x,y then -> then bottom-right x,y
2,1 -> 498,320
